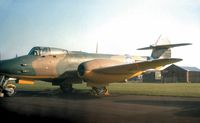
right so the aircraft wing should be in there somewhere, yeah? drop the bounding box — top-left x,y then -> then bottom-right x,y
93,58 -> 182,74
79,58 -> 182,83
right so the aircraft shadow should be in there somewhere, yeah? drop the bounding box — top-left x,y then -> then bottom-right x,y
14,89 -> 101,100
0,89 -> 107,123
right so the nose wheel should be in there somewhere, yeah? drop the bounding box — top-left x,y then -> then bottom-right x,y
0,76 -> 16,97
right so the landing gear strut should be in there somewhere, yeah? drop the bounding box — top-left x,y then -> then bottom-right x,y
0,76 -> 16,97
91,86 -> 109,96
60,83 -> 73,93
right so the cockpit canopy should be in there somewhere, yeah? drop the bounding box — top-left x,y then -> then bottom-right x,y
28,47 -> 68,56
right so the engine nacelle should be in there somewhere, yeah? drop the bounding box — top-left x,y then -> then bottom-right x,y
77,59 -> 125,83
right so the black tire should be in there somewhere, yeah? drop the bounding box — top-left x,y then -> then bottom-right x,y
60,83 -> 73,93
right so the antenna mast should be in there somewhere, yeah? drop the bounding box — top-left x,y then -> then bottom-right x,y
96,42 -> 98,54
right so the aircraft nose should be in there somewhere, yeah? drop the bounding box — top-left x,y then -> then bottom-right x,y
0,60 -> 7,74
0,60 -> 3,71
0,59 -> 15,74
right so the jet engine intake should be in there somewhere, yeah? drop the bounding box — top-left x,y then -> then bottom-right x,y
77,59 -> 123,83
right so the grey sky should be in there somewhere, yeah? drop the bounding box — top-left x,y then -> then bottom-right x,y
0,0 -> 199,67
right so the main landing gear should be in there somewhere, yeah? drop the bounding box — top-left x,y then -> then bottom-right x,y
0,76 -> 16,97
60,83 -> 73,93
59,82 -> 109,96
91,86 -> 109,96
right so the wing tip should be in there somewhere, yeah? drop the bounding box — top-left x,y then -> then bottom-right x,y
173,58 -> 182,62
159,58 -> 182,63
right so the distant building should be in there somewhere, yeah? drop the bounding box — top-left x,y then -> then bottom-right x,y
161,64 -> 200,83
142,64 -> 200,83
142,70 -> 161,82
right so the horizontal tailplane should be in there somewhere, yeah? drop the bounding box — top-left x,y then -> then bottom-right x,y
137,43 -> 192,50
137,35 -> 191,59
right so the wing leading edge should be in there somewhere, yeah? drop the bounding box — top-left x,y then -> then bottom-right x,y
93,58 -> 182,75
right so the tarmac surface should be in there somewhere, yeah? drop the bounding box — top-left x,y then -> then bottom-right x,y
0,89 -> 200,123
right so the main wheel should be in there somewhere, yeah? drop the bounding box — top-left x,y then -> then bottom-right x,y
60,83 -> 73,93
91,86 -> 109,96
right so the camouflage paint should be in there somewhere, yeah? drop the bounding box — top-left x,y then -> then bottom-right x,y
0,48 -> 179,86
0,52 -> 138,82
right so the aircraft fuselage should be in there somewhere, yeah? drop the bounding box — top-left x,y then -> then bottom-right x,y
0,53 -> 146,84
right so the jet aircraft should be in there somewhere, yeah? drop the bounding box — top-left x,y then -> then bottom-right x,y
0,37 -> 191,97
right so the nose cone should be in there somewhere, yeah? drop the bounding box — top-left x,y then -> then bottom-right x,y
0,58 -> 19,75
0,60 -> 4,73
0,60 -> 10,74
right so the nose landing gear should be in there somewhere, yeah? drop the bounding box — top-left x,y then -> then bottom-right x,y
0,76 -> 16,97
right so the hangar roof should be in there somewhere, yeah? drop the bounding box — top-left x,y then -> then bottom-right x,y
164,64 -> 200,72
181,66 -> 200,72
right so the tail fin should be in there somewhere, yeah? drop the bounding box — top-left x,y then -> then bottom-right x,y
137,36 -> 192,59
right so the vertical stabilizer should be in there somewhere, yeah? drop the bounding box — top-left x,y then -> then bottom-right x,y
151,36 -> 171,59
154,35 -> 170,45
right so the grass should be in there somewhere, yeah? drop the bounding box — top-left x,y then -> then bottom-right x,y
15,81 -> 200,97
108,83 -> 200,97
